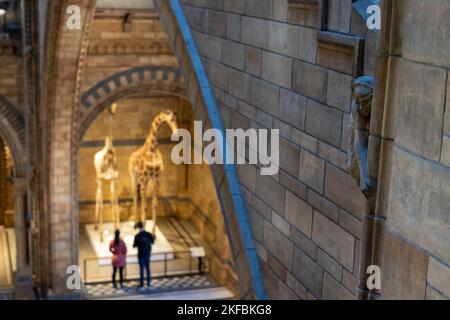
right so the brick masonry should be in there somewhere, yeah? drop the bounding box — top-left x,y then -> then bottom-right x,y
178,0 -> 367,299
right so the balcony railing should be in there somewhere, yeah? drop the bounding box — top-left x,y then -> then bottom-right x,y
82,250 -> 209,285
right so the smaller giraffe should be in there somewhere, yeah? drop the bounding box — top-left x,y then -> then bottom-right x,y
94,136 -> 120,242
128,110 -> 178,234
94,104 -> 119,242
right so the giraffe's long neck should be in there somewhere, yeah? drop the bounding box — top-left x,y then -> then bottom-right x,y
144,116 -> 165,154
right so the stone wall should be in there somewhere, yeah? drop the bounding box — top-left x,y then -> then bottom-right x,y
0,48 -> 21,108
179,0 -> 371,299
187,156 -> 238,294
82,12 -> 178,92
379,0 -> 450,300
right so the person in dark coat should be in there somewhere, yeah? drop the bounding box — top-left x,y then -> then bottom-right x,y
133,221 -> 154,288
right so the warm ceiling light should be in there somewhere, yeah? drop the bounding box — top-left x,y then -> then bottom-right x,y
0,9 -> 6,16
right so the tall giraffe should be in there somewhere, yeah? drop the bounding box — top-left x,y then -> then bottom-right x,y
129,110 -> 178,234
93,104 -> 119,242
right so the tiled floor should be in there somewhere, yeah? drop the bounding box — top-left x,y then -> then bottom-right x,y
84,274 -> 215,299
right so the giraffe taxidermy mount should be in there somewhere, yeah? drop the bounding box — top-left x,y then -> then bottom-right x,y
94,104 -> 120,242
129,110 -> 178,235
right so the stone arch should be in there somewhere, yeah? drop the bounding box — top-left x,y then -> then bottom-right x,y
79,66 -> 187,140
153,0 -> 267,299
0,96 -> 26,176
43,0 -> 265,299
0,95 -> 30,299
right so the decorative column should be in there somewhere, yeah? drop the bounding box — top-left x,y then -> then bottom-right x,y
13,177 -> 33,300
0,139 -> 6,226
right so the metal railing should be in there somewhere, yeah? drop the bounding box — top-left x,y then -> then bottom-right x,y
83,250 -> 209,285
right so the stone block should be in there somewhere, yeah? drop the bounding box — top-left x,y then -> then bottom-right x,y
388,147 -> 450,262
279,89 -> 307,130
197,32 -> 222,61
273,118 -> 292,139
267,250 -> 288,282
251,78 -> 280,116
246,0 -> 273,19
279,138 -> 301,177
241,16 -> 268,48
245,46 -> 261,76
261,51 -> 293,88
223,40 -> 246,70
263,221 -> 294,271
292,61 -> 327,102
286,272 -> 307,299
228,68 -> 251,102
285,190 -> 313,237
272,211 -> 290,237
394,59 -> 447,161
322,272 -> 354,300
441,136 -> 450,167
207,10 -> 227,37
305,100 -> 342,147
327,0 -> 352,33
324,163 -> 365,219
445,74 -> 450,134
280,170 -> 307,200
287,0 -> 321,28
312,211 -> 355,271
248,207 -> 264,244
251,194 -> 272,221
256,174 -> 285,214
327,70 -> 352,112
256,110 -> 273,128
273,0 -> 288,22
224,0 -> 245,14
341,268 -> 357,294
307,189 -> 339,223
339,209 -> 362,239
278,279 -> 300,300
268,21 -> 299,58
293,247 -> 323,298
227,14 -> 241,41
426,286 -> 449,300
236,163 -> 256,193
427,257 -> 450,298
317,249 -> 343,280
289,226 -> 318,260
318,141 -> 347,171
299,149 -> 325,194
400,0 -> 450,67
381,231 -> 428,299
297,26 -> 318,64
291,128 -> 318,153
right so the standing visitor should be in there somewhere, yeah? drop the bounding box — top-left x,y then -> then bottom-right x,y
109,229 -> 127,289
133,221 -> 154,288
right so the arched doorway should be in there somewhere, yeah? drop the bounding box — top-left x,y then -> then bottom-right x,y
43,0 -> 265,299
0,138 -> 16,292
0,96 -> 31,299
77,65 -> 238,297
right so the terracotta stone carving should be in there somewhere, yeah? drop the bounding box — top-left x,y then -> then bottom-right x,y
347,76 -> 375,198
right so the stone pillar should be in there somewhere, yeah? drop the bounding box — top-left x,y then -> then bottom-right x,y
12,177 -> 33,300
0,138 -> 6,226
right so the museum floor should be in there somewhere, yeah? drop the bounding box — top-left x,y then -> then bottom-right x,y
79,217 -> 233,300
